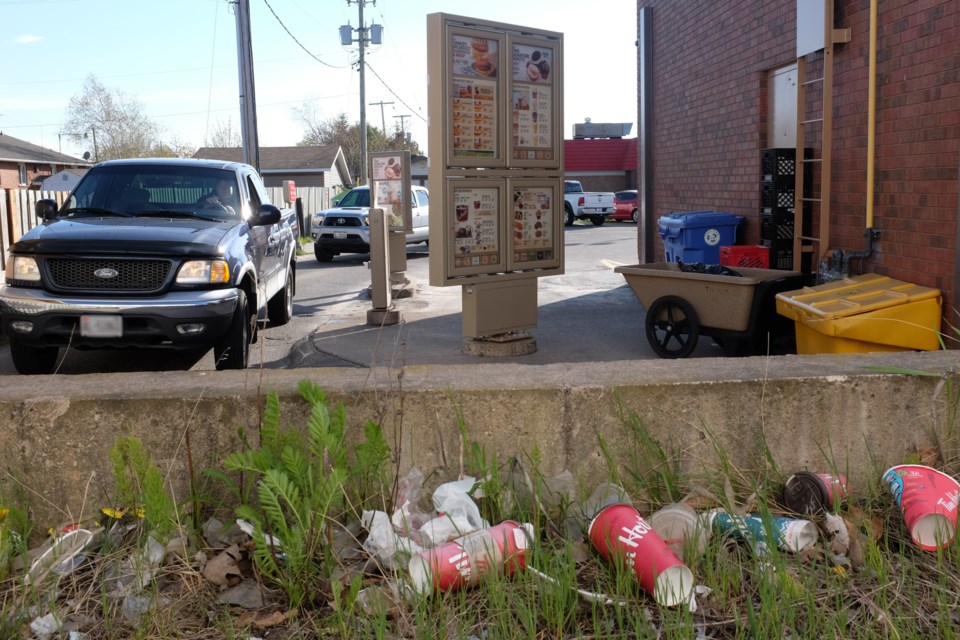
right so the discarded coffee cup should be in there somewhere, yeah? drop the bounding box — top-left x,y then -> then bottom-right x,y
588,504 -> 694,607
782,472 -> 849,514
705,509 -> 818,553
408,521 -> 533,593
650,503 -> 710,557
883,464 -> 960,551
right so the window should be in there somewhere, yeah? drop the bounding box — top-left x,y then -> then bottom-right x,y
415,190 -> 430,207
18,163 -> 27,186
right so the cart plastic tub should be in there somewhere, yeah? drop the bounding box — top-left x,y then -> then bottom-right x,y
615,262 -> 810,358
658,212 -> 744,265
775,274 -> 943,354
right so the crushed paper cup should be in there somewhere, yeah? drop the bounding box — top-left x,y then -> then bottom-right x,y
884,464 -> 960,551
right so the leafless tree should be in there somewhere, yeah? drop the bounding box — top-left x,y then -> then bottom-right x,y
204,118 -> 242,148
293,106 -> 421,183
63,75 -> 161,161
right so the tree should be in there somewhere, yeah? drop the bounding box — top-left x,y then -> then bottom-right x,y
204,118 -> 242,148
293,106 -> 422,185
64,74 -> 162,161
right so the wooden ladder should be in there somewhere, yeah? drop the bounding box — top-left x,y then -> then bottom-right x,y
794,0 -> 850,272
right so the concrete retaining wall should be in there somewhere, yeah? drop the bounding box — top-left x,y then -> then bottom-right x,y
2,350 -> 957,529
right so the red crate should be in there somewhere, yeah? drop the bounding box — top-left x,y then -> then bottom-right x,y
720,245 -> 769,269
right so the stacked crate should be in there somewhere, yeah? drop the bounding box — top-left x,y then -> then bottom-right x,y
760,148 -> 810,271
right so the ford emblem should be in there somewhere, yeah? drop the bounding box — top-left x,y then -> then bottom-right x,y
94,267 -> 119,279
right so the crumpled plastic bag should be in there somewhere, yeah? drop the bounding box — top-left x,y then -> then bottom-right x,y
362,510 -> 424,569
417,477 -> 489,545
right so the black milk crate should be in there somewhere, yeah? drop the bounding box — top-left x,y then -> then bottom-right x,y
761,148 -> 795,180
761,239 -> 812,272
761,207 -> 811,241
761,182 -> 795,209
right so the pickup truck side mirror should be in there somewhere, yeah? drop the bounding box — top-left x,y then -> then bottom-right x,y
35,199 -> 59,221
251,204 -> 281,226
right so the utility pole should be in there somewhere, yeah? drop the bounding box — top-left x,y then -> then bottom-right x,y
234,0 -> 260,171
393,114 -> 410,141
341,1 -> 381,184
369,100 -> 394,133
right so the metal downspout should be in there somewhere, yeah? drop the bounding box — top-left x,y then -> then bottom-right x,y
841,0 -> 879,274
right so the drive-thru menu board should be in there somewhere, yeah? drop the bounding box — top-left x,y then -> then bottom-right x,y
369,150 -> 411,233
428,13 -> 564,286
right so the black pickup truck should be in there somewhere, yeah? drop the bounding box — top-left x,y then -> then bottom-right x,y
0,158 -> 297,374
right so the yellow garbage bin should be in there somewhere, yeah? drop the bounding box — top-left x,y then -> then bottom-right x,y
775,274 -> 943,354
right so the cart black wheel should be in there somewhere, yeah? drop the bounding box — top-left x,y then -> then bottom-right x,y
645,295 -> 700,358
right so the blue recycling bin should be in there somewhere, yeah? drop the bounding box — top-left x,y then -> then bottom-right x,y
658,211 -> 745,265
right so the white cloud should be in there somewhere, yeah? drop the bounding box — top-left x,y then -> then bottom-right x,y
16,35 -> 43,44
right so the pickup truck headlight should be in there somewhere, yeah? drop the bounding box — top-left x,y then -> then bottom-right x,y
362,214 -> 370,226
5,256 -> 41,282
176,259 -> 230,284
312,213 -> 325,226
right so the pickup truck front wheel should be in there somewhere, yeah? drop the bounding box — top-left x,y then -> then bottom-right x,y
214,289 -> 251,370
314,244 -> 335,263
267,262 -> 295,326
564,205 -> 575,226
10,339 -> 59,375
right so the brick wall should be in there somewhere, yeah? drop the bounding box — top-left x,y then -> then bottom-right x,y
637,0 -> 959,310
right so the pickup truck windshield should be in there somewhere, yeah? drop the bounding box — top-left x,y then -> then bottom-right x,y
336,188 -> 371,208
65,165 -> 242,218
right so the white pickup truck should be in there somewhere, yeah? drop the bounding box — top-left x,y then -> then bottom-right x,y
563,180 -> 616,226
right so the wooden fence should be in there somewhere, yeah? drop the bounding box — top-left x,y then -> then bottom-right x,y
1,186 -> 338,270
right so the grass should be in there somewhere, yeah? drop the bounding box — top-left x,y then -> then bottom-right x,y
1,380 -> 959,639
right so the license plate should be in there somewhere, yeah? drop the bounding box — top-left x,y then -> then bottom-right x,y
80,315 -> 123,338
334,231 -> 347,239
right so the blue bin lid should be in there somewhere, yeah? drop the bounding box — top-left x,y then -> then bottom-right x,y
658,211 -> 745,229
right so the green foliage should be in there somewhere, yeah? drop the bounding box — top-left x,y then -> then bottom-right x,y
221,380 -> 390,608
107,436 -> 178,538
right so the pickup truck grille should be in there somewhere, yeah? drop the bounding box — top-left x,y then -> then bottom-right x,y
46,258 -> 172,292
322,216 -> 364,227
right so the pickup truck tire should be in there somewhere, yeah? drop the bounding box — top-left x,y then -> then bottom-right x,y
564,204 -> 575,227
10,339 -> 59,375
267,262 -> 295,326
314,245 -> 335,263
590,216 -> 606,227
214,289 -> 251,370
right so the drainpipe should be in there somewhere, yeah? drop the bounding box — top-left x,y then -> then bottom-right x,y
840,0 -> 880,275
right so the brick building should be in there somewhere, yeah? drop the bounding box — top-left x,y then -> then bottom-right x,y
564,138 -> 638,193
0,133 -> 88,190
634,0 -> 959,311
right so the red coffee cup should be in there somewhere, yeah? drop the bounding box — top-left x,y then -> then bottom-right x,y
408,521 -> 533,593
588,504 -> 693,607
782,471 -> 849,514
883,464 -> 960,551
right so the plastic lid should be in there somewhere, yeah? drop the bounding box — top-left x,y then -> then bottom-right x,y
782,472 -> 828,515
775,274 -> 941,320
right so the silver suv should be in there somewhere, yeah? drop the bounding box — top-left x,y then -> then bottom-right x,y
310,185 -> 430,262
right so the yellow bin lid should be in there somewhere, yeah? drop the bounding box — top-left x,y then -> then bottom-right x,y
776,273 -> 942,319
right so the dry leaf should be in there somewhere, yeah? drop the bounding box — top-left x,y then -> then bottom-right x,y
201,544 -> 243,587
917,443 -> 939,467
253,610 -> 292,629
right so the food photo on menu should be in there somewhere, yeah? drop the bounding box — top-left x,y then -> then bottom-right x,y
452,34 -> 498,78
512,43 -> 551,84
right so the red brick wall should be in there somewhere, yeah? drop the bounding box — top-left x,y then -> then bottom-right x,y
637,0 -> 959,309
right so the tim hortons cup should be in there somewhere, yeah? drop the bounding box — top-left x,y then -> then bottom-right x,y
705,510 -> 818,554
408,521 -> 534,593
588,504 -> 694,607
782,471 -> 849,514
883,464 -> 960,551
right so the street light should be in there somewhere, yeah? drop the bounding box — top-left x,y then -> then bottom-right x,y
341,2 -> 382,185
58,126 -> 97,161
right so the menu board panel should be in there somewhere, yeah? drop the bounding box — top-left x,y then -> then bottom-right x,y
508,36 -> 561,169
508,179 -> 562,270
369,150 -> 411,233
446,179 -> 506,277
446,28 -> 504,167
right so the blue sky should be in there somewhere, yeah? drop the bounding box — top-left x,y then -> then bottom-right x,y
0,0 -> 638,159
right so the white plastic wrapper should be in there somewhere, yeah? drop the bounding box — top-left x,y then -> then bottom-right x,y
362,510 -> 424,569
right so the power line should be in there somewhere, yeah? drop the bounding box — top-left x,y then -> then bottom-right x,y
261,0 -> 348,69
365,63 -> 426,123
